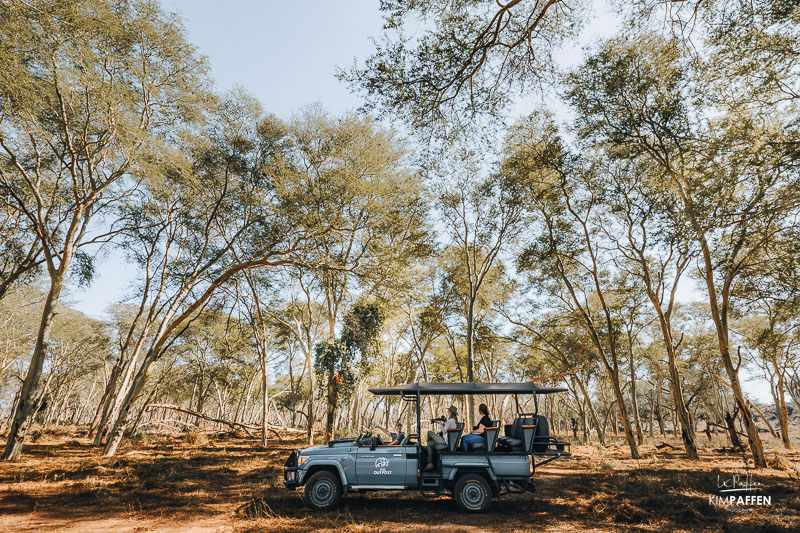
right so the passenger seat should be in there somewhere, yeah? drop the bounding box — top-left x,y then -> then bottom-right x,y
466,420 -> 500,452
437,422 -> 464,454
496,417 -> 533,451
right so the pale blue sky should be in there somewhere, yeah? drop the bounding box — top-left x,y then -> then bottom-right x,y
166,0 -> 384,118
67,1 -> 772,401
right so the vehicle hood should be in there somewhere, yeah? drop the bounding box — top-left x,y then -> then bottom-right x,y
298,443 -> 354,455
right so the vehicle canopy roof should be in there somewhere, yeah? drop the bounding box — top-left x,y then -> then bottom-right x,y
368,381 -> 567,396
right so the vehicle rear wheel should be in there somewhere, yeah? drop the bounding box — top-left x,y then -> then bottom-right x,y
454,473 -> 492,513
303,470 -> 342,510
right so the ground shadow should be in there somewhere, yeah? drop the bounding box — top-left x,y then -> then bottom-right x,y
1,434 -> 798,532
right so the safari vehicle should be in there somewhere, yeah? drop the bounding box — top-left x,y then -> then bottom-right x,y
283,381 -> 571,513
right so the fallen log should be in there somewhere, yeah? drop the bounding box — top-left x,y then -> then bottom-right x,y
707,421 -> 747,438
146,404 -> 305,437
139,420 -> 199,431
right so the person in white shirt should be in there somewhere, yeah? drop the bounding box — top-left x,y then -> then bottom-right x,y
424,405 -> 459,470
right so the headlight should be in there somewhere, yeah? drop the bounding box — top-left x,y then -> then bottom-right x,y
298,456 -> 309,466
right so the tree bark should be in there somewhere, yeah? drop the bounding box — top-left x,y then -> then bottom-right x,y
88,359 -> 124,438
655,381 -> 665,435
628,351 -> 643,445
260,354 -> 269,447
3,266 -> 69,460
663,340 -> 699,458
648,385 -> 654,438
571,374 -> 605,445
773,361 -> 791,449
678,181 -> 767,466
629,240 -> 699,458
551,194 -> 640,459
324,373 -> 336,442
95,336 -> 149,446
725,410 -> 744,450
465,296 -> 476,427
306,349 -> 314,445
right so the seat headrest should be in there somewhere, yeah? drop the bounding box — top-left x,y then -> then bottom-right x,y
510,417 -> 523,439
515,417 -> 535,439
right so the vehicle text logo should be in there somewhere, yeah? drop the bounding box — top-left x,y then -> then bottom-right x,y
374,457 -> 392,475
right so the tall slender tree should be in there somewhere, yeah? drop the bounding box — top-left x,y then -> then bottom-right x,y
566,34 -> 800,466
0,0 -> 210,460
599,158 -> 700,458
501,115 -> 641,458
101,93 -> 305,457
434,154 -> 522,423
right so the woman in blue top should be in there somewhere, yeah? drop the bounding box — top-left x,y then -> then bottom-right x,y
461,403 -> 491,451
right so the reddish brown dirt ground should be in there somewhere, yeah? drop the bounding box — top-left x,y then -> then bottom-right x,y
0,430 -> 798,532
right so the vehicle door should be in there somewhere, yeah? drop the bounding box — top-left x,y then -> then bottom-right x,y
355,444 -> 406,486
403,443 -> 420,486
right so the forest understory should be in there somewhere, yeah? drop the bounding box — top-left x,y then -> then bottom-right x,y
1,429 -> 798,533
3,2 -> 800,531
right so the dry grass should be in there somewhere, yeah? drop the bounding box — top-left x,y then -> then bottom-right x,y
0,429 -> 798,532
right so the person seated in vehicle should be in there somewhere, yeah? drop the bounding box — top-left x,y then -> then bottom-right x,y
461,403 -> 492,451
423,405 -> 458,470
374,422 -> 405,445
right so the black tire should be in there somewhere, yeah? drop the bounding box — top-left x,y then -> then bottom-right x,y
302,470 -> 342,510
454,473 -> 492,513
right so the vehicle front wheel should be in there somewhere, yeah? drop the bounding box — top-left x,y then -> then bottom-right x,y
454,473 -> 492,513
302,470 -> 342,510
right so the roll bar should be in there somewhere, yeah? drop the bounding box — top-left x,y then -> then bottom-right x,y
367,381 -> 567,444
368,381 -> 567,396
